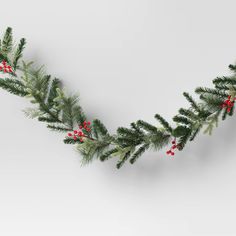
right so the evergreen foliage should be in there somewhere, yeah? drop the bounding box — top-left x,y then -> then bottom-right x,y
0,27 -> 236,168
1,27 -> 13,55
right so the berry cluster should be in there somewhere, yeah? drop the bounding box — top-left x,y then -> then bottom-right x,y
0,60 -> 13,73
166,139 -> 177,156
221,96 -> 236,113
67,121 -> 91,142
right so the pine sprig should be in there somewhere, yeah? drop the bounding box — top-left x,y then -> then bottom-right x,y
92,119 -> 109,138
130,144 -> 149,164
183,92 -> 201,112
154,114 -> 173,133
136,120 -> 157,133
47,124 -> 71,132
13,38 -> 26,70
195,87 -> 227,98
0,78 -> 28,96
100,148 -> 119,161
1,27 -> 13,55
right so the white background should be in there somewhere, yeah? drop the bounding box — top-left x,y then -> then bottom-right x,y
1,0 -> 236,235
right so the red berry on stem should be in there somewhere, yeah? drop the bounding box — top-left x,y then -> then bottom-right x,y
73,136 -> 77,141
68,133 -> 72,137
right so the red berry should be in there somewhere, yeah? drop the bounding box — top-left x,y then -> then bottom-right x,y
68,133 -> 72,137
166,150 -> 171,155
171,152 -> 175,156
172,140 -> 176,144
80,138 -> 83,142
78,131 -> 83,136
73,136 -> 77,141
83,121 -> 87,126
79,125 -> 83,129
74,130 -> 78,134
172,145 -> 177,149
87,121 -> 91,125
86,128 -> 91,132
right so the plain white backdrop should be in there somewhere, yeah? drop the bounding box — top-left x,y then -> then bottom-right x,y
1,0 -> 236,235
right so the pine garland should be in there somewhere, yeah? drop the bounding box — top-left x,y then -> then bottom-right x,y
0,27 -> 235,168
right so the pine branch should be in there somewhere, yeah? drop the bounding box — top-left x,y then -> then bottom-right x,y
177,132 -> 191,150
199,94 -> 223,112
38,116 -> 59,123
189,127 -> 201,141
183,92 -> 201,112
173,115 -> 193,126
116,151 -> 131,169
47,124 -> 71,132
203,111 -> 220,135
136,120 -> 157,133
13,38 -> 26,70
92,119 -> 109,138
213,76 -> 236,86
195,87 -> 227,98
77,139 -> 110,165
117,127 -> 138,138
1,27 -> 13,55
100,148 -> 119,161
148,131 -> 170,150
178,108 -> 198,120
0,78 -> 28,96
154,114 -> 173,133
47,78 -> 61,105
32,93 -> 61,123
130,144 -> 149,164
130,122 -> 144,135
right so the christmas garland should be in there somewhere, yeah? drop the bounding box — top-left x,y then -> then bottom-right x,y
0,27 -> 235,168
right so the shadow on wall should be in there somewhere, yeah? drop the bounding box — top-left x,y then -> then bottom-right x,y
99,113 -> 236,180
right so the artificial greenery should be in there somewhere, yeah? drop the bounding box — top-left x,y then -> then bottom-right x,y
0,27 -> 235,168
